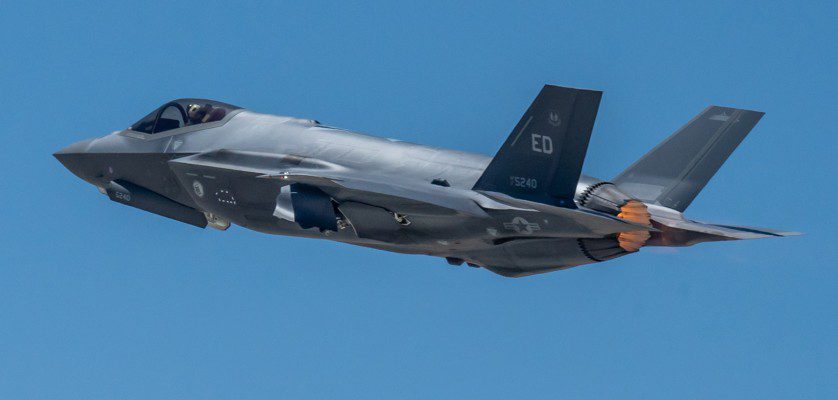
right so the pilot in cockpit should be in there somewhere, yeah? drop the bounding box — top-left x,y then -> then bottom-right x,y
188,103 -> 227,125
187,103 -> 207,125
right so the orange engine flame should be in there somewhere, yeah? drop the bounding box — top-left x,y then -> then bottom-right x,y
616,200 -> 652,252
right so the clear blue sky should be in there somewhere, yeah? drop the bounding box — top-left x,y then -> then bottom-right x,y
1,1 -> 835,398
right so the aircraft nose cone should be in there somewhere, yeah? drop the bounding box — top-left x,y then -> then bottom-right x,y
54,138 -> 96,179
54,138 -> 94,157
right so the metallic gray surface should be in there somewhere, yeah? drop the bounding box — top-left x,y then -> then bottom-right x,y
54,85 -> 797,277
613,106 -> 764,211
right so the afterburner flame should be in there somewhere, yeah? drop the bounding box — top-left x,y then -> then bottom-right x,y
616,200 -> 651,252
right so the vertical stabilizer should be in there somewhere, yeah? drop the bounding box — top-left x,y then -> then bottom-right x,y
613,106 -> 764,211
473,85 -> 602,207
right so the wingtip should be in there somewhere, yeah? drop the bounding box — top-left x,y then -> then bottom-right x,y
707,105 -> 765,115
542,84 -> 603,94
777,231 -> 803,237
711,224 -> 802,238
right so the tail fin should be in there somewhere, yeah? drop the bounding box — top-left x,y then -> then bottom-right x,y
473,85 -> 602,207
613,106 -> 764,211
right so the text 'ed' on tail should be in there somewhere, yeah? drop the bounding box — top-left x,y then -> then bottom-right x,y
473,85 -> 602,207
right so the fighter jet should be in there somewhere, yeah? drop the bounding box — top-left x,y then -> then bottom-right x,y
54,85 -> 797,277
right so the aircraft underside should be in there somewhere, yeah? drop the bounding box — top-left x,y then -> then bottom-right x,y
54,87 -> 798,277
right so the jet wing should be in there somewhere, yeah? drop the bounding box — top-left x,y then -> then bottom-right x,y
267,172 -> 655,237
167,149 -> 502,218
258,171 -> 492,217
168,150 -> 656,237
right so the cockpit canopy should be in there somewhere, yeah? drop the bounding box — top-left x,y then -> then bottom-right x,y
130,99 -> 242,134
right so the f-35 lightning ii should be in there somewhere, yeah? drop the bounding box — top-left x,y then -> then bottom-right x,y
55,85 -> 797,277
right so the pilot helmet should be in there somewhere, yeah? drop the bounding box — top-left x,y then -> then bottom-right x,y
187,103 -> 207,123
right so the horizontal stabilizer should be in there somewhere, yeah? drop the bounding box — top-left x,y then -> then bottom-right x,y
709,224 -> 801,238
665,219 -> 799,239
646,208 -> 800,246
